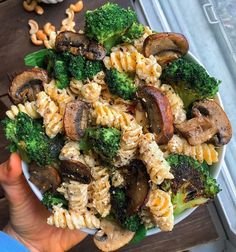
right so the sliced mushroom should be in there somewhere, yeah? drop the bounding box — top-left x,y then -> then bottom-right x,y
9,68 -> 49,104
126,160 -> 149,214
29,163 -> 61,193
175,116 -> 218,146
55,31 -> 106,60
192,99 -> 232,146
94,219 -> 135,252
143,33 -> 189,66
63,100 -> 89,141
60,159 -> 91,184
138,86 -> 174,145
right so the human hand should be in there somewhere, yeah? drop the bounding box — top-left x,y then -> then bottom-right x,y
0,153 -> 87,252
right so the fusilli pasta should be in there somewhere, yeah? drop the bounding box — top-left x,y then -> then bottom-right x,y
139,133 -> 174,184
159,84 -> 186,124
114,122 -> 142,166
110,169 -> 125,187
36,91 -> 63,138
47,205 -> 100,230
103,44 -> 162,84
146,188 -> 174,231
44,80 -> 75,115
92,103 -> 134,129
166,135 -> 218,165
6,101 -> 40,119
91,166 -> 111,217
57,181 -> 88,212
80,82 -> 102,103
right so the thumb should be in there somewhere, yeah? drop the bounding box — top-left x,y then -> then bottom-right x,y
0,153 -> 32,205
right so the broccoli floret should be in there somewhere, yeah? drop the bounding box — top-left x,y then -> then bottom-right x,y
123,214 -> 141,232
84,60 -> 103,80
161,58 -> 220,107
121,22 -> 144,43
111,187 -> 142,232
69,55 -> 85,80
54,60 -> 70,89
162,154 -> 220,216
105,69 -> 137,100
2,113 -> 64,166
42,191 -> 68,209
85,127 -> 121,161
85,3 -> 138,51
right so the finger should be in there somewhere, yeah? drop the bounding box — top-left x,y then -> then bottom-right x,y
0,153 -> 32,205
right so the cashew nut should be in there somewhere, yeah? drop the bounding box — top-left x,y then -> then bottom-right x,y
28,19 -> 39,35
43,22 -> 56,36
70,1 -> 83,13
36,30 -> 47,41
35,5 -> 44,15
31,34 -> 43,46
23,0 -> 37,12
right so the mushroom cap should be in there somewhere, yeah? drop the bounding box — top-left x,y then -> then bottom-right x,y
94,219 -> 135,252
192,99 -> 232,146
60,159 -> 91,184
126,160 -> 149,214
175,116 -> 218,146
55,31 -> 106,60
63,100 -> 89,141
138,85 -> 174,145
143,32 -> 189,66
9,68 -> 49,104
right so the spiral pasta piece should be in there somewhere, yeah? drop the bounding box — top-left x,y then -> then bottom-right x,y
57,181 -> 89,212
159,84 -> 186,124
92,103 -> 134,129
6,101 -> 40,119
103,44 -> 162,84
69,78 -> 84,96
47,205 -> 100,230
166,135 -> 218,165
110,169 -> 125,187
114,122 -> 143,166
36,91 -> 63,138
44,80 -> 75,115
80,82 -> 102,103
139,133 -> 174,184
59,141 -> 98,168
91,166 -> 111,217
146,188 -> 174,231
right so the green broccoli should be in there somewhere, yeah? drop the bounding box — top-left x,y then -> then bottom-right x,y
161,58 -> 220,107
69,55 -> 85,80
105,69 -> 137,100
84,60 -> 103,80
85,3 -> 141,51
121,22 -> 144,43
85,127 -> 121,161
54,60 -> 70,89
110,187 -> 142,232
162,154 -> 220,216
2,113 -> 64,166
42,191 -> 68,209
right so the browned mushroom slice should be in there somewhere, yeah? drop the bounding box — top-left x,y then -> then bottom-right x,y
138,86 -> 174,145
63,100 -> 89,141
94,219 -> 135,252
60,160 -> 91,184
55,31 -> 106,60
29,163 -> 61,193
175,117 -> 218,146
9,68 -> 49,104
192,100 -> 232,146
126,160 -> 149,214
143,33 -> 189,66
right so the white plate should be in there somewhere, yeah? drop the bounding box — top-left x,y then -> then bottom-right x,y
22,52 -> 226,236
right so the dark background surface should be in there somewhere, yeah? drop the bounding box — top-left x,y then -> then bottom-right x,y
0,0 -> 219,251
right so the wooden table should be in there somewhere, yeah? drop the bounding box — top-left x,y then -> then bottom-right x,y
0,0 -> 219,251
